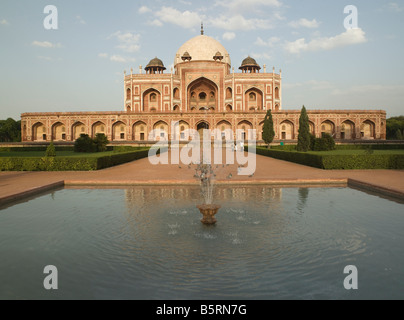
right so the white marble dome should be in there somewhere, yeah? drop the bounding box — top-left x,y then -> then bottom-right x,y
175,35 -> 231,66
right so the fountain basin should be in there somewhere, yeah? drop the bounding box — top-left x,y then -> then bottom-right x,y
197,204 -> 221,225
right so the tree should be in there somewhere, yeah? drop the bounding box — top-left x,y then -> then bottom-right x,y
386,116 -> 404,140
297,105 -> 311,152
74,134 -> 96,153
94,133 -> 109,152
45,140 -> 56,157
262,109 -> 275,148
396,129 -> 403,140
0,118 -> 21,142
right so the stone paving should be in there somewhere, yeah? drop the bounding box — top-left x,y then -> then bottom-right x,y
1,150 -> 404,205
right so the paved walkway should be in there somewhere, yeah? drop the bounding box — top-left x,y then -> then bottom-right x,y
1,150 -> 404,204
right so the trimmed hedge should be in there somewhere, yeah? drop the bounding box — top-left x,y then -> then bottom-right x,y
0,149 -> 152,171
253,147 -> 323,168
252,147 -> 404,170
321,154 -> 404,170
269,144 -> 404,151
0,146 -> 75,152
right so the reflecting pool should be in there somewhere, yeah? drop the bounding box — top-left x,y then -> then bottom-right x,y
0,186 -> 403,300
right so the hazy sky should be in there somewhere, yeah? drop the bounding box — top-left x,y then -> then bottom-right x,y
0,0 -> 403,119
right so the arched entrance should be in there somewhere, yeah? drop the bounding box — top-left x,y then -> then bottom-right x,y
197,121 -> 210,141
188,77 -> 218,111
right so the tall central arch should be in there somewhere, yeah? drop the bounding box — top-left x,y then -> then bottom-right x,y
188,77 -> 218,111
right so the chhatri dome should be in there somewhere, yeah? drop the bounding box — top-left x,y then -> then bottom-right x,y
175,26 -> 231,66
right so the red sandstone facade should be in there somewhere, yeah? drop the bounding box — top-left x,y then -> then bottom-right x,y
20,33 -> 386,143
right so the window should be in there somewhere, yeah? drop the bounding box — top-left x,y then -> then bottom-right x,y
180,126 -> 185,131
81,127 -> 85,132
120,133 -> 125,139
180,132 -> 185,140
140,126 -> 144,131
199,92 -> 206,100
249,93 -> 256,101
275,87 -> 279,99
282,125 -> 286,130
62,134 -> 66,140
150,93 -> 157,102
120,125 -> 125,132
321,125 -> 326,131
42,127 -> 46,133
140,133 -> 145,140
126,88 -> 131,100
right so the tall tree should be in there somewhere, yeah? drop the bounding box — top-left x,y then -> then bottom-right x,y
262,109 -> 275,148
0,118 -> 21,142
297,105 -> 311,152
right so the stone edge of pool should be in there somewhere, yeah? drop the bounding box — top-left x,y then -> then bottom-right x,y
1,178 -> 403,206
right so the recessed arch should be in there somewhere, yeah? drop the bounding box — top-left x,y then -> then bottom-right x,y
187,77 -> 218,111
32,122 -> 46,141
143,88 -> 161,112
92,121 -> 106,138
153,120 -> 169,141
280,120 -> 295,140
112,121 -> 127,141
133,121 -> 147,141
226,87 -> 232,99
361,120 -> 376,139
237,120 -> 254,140
51,122 -> 66,141
341,120 -> 355,140
173,87 -> 180,99
245,87 -> 263,111
321,120 -> 335,137
72,121 -> 86,140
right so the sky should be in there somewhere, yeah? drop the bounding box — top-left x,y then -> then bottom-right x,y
0,0 -> 403,120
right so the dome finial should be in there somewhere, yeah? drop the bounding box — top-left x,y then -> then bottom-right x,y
201,22 -> 204,35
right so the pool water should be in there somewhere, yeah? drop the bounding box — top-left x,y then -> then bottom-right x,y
0,186 -> 403,300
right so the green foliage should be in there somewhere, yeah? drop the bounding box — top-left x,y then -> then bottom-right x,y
45,141 -> 56,157
113,146 -> 148,153
0,118 -> 21,142
364,145 -> 374,155
262,109 -> 275,146
309,133 -> 316,151
0,149 -> 151,171
74,134 -> 97,153
297,106 -> 311,152
252,147 -> 404,170
94,133 -> 109,152
253,147 -> 323,168
386,116 -> 404,140
396,129 -> 403,140
313,134 -> 335,151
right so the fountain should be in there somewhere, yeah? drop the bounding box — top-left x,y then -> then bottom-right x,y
194,163 -> 221,225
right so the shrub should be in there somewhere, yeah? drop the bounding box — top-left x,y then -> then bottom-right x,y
45,141 -> 56,157
313,134 -> 335,151
74,134 -> 97,153
250,147 -> 404,170
0,149 -> 152,171
94,133 -> 109,152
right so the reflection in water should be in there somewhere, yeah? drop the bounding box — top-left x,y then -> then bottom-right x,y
297,188 -> 309,212
1,186 -> 404,300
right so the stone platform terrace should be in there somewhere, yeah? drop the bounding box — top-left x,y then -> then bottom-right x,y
1,150 -> 404,205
